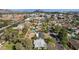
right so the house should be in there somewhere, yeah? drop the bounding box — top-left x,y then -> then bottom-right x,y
58,14 -> 64,19
68,39 -> 79,50
75,29 -> 79,34
34,38 -> 47,49
53,14 -> 58,20
17,24 -> 24,30
13,24 -> 24,31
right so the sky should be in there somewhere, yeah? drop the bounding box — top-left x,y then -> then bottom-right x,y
0,0 -> 79,9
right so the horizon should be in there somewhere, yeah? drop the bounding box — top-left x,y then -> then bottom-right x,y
9,9 -> 79,12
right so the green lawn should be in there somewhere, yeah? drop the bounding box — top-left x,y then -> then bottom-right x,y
3,42 -> 14,50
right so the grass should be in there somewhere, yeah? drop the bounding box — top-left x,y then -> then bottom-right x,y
3,42 -> 14,50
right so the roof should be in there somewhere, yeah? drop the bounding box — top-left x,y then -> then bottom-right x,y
34,38 -> 47,48
35,32 -> 43,38
70,40 -> 79,49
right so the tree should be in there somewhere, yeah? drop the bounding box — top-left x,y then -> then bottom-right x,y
14,42 -> 25,50
44,37 -> 55,50
54,25 -> 62,34
58,28 -> 69,48
58,28 -> 68,45
42,22 -> 48,33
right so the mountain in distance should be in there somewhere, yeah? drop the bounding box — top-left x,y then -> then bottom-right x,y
33,9 -> 44,12
0,9 -> 79,13
13,9 -> 79,12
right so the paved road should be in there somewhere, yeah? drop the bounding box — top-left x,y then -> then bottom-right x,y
0,18 -> 26,37
0,20 -> 24,31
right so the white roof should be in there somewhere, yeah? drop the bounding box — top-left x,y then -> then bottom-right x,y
25,18 -> 30,21
17,24 -> 24,30
76,29 -> 79,34
34,38 -> 47,48
35,32 -> 39,38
